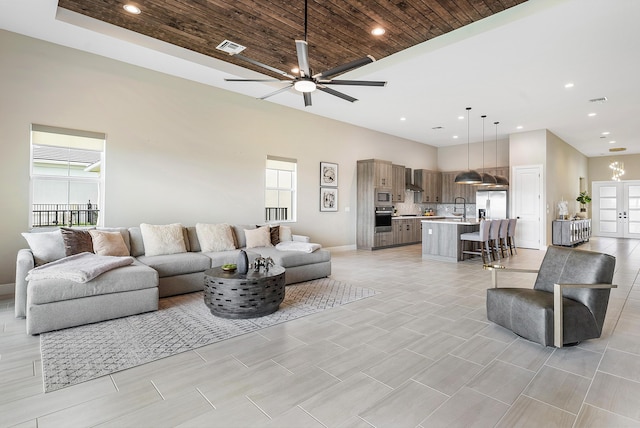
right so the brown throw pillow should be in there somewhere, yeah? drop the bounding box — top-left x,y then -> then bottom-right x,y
256,225 -> 280,246
60,227 -> 94,256
89,230 -> 130,256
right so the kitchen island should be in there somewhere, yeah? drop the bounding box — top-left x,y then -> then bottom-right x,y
421,218 -> 480,262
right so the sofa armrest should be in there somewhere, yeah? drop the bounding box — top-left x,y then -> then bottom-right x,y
553,282 -> 617,347
483,264 -> 539,288
292,234 -> 310,243
15,248 -> 35,318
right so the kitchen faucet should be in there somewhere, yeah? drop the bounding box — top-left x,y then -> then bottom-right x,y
454,197 -> 466,221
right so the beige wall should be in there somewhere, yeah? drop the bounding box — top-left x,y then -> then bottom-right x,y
589,154 -> 640,182
0,30 -> 438,286
437,139 -> 509,172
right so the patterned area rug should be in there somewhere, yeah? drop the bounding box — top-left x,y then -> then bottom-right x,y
40,278 -> 377,392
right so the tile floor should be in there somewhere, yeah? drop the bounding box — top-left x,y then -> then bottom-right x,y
2,237 -> 640,427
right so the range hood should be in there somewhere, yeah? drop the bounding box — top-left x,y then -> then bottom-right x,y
405,168 -> 423,192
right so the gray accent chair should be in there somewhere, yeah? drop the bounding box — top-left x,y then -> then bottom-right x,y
485,246 -> 616,347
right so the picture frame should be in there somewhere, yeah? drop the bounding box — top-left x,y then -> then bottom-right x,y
320,162 -> 338,187
320,187 -> 338,212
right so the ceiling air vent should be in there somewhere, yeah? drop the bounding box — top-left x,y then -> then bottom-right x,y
216,40 -> 246,55
589,97 -> 608,103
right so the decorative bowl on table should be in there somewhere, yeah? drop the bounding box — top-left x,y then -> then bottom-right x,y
221,264 -> 237,272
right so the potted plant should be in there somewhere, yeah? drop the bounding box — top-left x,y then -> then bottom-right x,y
576,191 -> 591,218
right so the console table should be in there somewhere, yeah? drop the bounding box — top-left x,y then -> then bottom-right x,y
552,219 -> 591,246
204,266 -> 285,319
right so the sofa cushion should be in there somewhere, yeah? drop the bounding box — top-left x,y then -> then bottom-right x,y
97,227 -> 131,254
89,230 -> 130,256
245,226 -> 273,249
279,225 -> 292,242
140,223 -> 187,257
136,252 -> 211,277
28,261 -> 158,305
231,224 -> 256,248
21,230 -> 65,266
60,227 -> 94,256
186,226 -> 200,252
202,249 -> 260,268
252,246 -> 331,269
196,223 -> 236,252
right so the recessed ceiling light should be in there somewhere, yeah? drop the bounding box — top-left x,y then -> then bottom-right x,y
588,112 -> 597,117
609,140 -> 617,144
516,126 -> 523,130
564,82 -> 574,88
602,131 -> 611,135
453,135 -> 459,139
123,4 -> 141,14
371,27 -> 386,36
400,117 -> 406,121
458,116 -> 464,120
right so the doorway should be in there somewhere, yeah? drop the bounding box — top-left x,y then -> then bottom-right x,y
512,165 -> 543,249
592,181 -> 640,238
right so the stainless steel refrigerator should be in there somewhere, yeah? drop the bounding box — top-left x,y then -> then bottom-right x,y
476,190 -> 508,219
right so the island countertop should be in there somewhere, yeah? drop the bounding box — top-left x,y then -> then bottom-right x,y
421,218 -> 481,225
421,219 -> 480,262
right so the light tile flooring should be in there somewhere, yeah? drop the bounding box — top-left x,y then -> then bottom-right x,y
2,237 -> 640,427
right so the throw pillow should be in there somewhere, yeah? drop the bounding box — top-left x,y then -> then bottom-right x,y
60,227 -> 94,256
140,223 -> 187,257
21,229 -> 66,266
89,230 -> 130,256
255,224 -> 280,245
279,225 -> 292,242
245,225 -> 273,249
195,223 -> 236,252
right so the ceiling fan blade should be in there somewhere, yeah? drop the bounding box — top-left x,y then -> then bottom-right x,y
319,79 -> 387,87
317,86 -> 357,103
303,92 -> 312,107
225,78 -> 291,83
259,84 -> 294,100
295,40 -> 311,77
233,54 -> 296,79
313,56 -> 375,80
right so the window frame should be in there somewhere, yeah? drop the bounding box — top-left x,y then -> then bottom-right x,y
265,155 -> 297,223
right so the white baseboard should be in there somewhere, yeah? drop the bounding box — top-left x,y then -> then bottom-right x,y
325,244 -> 357,252
0,283 -> 14,297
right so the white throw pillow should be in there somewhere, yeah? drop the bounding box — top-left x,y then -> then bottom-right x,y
279,225 -> 293,242
245,226 -> 273,249
88,230 -> 130,257
21,230 -> 66,266
140,223 -> 187,257
196,223 -> 236,252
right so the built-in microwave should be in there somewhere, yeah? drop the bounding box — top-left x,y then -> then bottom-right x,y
375,188 -> 393,205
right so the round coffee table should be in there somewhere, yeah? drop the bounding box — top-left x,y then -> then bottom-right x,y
203,266 -> 286,319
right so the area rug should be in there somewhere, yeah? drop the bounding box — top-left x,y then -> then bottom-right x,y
40,278 -> 378,392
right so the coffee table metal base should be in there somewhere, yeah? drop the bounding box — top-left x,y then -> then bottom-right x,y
204,266 -> 285,319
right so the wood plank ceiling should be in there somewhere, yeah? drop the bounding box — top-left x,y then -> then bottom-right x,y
58,0 -> 527,79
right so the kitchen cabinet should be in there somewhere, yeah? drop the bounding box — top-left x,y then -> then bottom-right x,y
392,218 -> 422,245
357,159 -> 394,250
414,170 -> 442,203
441,171 -> 476,203
373,160 -> 393,188
374,231 -> 393,248
392,164 -> 405,203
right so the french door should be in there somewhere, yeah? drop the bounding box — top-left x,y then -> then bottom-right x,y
592,181 -> 640,238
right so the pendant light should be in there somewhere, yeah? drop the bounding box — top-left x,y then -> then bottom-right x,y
492,121 -> 509,186
475,115 -> 497,186
455,107 -> 482,184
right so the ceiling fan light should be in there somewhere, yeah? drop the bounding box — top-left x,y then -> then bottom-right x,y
294,80 -> 316,93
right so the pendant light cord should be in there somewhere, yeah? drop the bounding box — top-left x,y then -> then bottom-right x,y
304,0 -> 308,42
494,121 -> 499,174
466,107 -> 471,170
481,115 -> 486,173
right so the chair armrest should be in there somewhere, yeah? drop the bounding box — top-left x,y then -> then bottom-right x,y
553,282 -> 617,348
483,264 -> 539,288
15,249 -> 35,318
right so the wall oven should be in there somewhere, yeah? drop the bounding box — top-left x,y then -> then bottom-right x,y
375,188 -> 393,206
375,206 -> 393,233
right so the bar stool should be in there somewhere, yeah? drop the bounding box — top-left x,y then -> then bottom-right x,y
507,218 -> 518,255
460,219 -> 491,263
498,219 -> 510,258
488,220 -> 502,261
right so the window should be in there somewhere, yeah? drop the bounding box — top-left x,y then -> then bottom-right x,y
265,156 -> 296,222
30,124 -> 105,228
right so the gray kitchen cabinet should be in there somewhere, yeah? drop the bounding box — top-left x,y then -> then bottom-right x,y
441,171 -> 475,203
414,169 -> 442,203
392,164 -> 405,203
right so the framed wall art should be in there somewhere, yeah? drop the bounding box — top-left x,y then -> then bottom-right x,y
320,187 -> 338,212
320,162 -> 338,187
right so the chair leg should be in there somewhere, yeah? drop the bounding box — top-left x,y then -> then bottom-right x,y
480,242 -> 487,264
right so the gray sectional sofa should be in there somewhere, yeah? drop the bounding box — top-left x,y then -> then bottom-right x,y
15,224 -> 331,335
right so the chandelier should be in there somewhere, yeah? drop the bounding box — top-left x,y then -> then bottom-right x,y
610,161 -> 625,181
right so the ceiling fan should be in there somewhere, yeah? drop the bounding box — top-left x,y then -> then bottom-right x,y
222,0 -> 387,107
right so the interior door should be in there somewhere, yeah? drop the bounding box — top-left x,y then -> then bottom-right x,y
592,181 -> 640,238
512,165 -> 543,249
